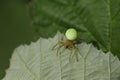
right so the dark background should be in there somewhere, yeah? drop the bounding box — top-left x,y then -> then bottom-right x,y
0,0 -> 35,79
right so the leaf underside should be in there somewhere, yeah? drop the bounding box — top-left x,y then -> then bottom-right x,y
29,0 -> 120,58
2,33 -> 120,80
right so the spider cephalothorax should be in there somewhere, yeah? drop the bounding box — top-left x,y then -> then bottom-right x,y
52,28 -> 80,62
65,40 -> 74,48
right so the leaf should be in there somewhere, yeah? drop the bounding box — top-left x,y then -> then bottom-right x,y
2,33 -> 120,80
29,0 -> 120,58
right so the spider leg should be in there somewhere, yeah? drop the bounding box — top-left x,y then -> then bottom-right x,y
59,46 -> 66,54
69,46 -> 79,62
52,42 -> 64,56
75,46 -> 83,62
75,47 -> 79,62
69,46 -> 76,62
56,45 -> 64,56
52,42 -> 64,50
69,51 -> 72,62
52,35 -> 65,50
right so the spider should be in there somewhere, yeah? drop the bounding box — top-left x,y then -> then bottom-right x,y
52,28 -> 82,62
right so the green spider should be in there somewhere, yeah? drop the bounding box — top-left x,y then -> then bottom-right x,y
52,28 -> 81,62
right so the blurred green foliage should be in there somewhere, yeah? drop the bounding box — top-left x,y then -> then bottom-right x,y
0,0 -> 35,79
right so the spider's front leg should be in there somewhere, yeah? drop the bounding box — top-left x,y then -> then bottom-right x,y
69,45 -> 79,62
52,35 -> 66,55
52,41 -> 64,55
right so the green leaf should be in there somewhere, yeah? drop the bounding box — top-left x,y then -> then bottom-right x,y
3,33 -> 120,80
29,0 -> 120,58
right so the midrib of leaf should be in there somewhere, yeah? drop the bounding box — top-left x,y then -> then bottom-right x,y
107,0 -> 112,78
100,1 -> 114,79
108,0 -> 112,52
17,51 -> 38,80
83,59 -> 86,80
58,51 -> 62,80
108,0 -> 120,52
108,53 -> 111,80
83,45 -> 91,80
39,40 -> 42,80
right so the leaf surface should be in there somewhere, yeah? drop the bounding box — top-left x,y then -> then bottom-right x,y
2,33 -> 120,80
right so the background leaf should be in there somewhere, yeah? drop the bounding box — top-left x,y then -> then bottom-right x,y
0,0 -> 35,79
3,33 -> 120,80
29,0 -> 120,58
